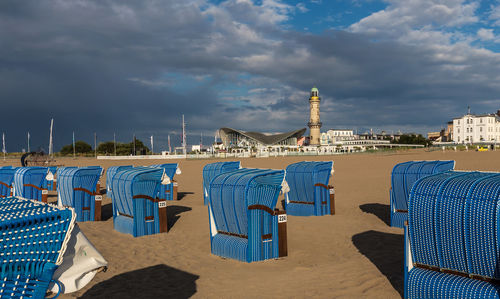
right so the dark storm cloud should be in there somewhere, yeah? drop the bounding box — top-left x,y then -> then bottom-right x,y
0,0 -> 499,151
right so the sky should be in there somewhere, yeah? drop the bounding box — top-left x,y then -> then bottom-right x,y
1,0 -> 499,152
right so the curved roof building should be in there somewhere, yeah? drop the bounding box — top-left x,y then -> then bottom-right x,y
219,127 -> 306,147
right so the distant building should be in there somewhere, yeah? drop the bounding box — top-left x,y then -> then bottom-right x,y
219,128 -> 306,147
452,110 -> 500,144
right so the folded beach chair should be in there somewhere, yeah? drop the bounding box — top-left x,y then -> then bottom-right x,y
0,167 -> 16,198
390,160 -> 454,228
150,163 -> 180,200
0,196 -> 75,298
284,161 -> 334,216
202,161 -> 240,205
13,166 -> 49,202
44,166 -> 58,191
405,171 -> 500,298
57,166 -> 103,222
208,168 -> 288,262
111,167 -> 166,237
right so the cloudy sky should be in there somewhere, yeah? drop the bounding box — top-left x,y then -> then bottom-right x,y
1,0 -> 499,152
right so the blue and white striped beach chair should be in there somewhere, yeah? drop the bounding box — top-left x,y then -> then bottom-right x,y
106,165 -> 133,200
0,196 -> 75,298
202,161 -> 240,205
13,167 -> 50,202
57,166 -> 103,222
404,171 -> 500,298
150,163 -> 179,201
284,161 -> 334,216
0,167 -> 16,198
208,168 -> 288,262
111,167 -> 166,237
390,160 -> 454,228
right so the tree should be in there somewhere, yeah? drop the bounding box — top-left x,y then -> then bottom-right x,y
97,141 -> 115,155
391,134 -> 432,146
60,141 -> 92,155
96,139 -> 150,155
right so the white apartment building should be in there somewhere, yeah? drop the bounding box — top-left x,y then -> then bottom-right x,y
320,129 -> 355,145
452,113 -> 500,144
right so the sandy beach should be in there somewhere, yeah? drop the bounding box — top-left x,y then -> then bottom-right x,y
2,149 -> 498,298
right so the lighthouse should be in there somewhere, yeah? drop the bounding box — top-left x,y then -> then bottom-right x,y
308,87 -> 322,145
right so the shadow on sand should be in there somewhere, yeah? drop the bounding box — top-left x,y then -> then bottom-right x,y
177,191 -> 194,201
167,205 -> 192,231
359,203 -> 391,226
352,230 -> 404,297
81,264 -> 199,298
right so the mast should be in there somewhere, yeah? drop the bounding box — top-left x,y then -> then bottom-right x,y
49,118 -> 54,157
182,114 -> 186,155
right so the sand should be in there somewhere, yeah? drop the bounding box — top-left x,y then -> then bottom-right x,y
2,149 -> 499,298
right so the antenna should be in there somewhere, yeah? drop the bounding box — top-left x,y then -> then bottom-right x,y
48,118 -> 54,158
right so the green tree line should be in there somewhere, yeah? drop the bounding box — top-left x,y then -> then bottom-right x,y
391,134 -> 432,146
60,139 -> 150,155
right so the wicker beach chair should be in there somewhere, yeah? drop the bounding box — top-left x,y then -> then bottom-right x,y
202,161 -> 240,205
106,165 -> 133,201
57,166 -> 103,222
0,167 -> 16,198
404,171 -> 500,298
0,196 -> 75,298
111,167 -> 166,237
390,160 -> 454,228
150,163 -> 179,201
284,161 -> 334,216
13,167 -> 49,202
208,168 -> 288,262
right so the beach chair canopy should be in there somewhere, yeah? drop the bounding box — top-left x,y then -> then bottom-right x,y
208,168 -> 285,262
13,167 -> 49,201
390,160 -> 454,228
202,161 -> 240,205
405,171 -> 500,298
57,166 -> 103,222
0,167 -> 17,197
0,196 -> 75,298
285,161 -> 334,216
111,167 -> 164,237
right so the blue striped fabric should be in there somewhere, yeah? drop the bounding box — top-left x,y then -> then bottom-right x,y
0,196 -> 74,298
390,160 -> 454,228
0,168 -> 16,197
284,161 -> 333,216
202,161 -> 240,205
13,167 -> 49,201
57,166 -> 102,222
208,168 -> 284,262
111,167 -> 163,237
150,163 -> 178,201
406,171 -> 500,298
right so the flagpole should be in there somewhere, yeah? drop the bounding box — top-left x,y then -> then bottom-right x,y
27,131 -> 30,152
113,132 -> 116,156
2,132 -> 5,161
49,118 -> 54,158
94,132 -> 97,158
72,131 -> 76,158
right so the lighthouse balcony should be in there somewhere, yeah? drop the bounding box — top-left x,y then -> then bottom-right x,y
308,122 -> 322,127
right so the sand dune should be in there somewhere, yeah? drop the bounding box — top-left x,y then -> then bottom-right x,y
3,149 -> 498,298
